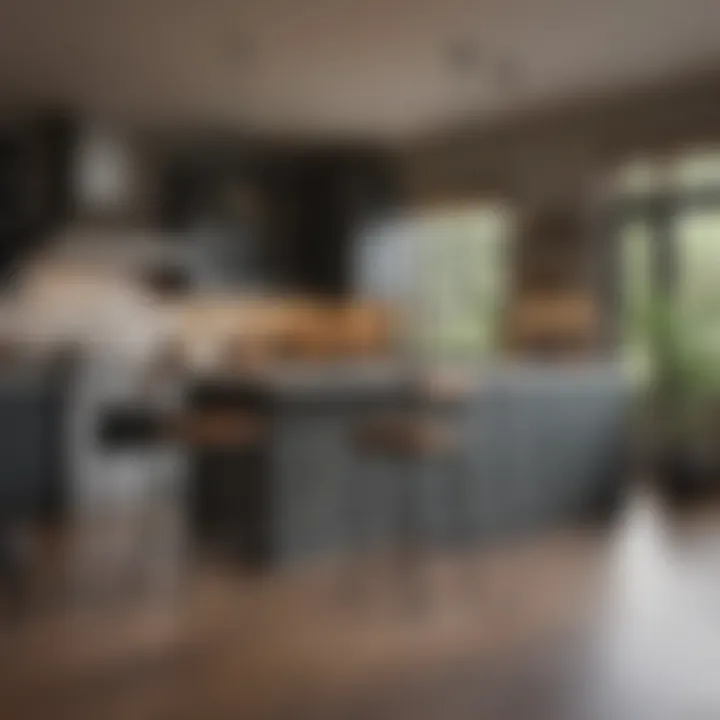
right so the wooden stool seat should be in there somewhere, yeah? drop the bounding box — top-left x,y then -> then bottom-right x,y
347,406 -> 466,609
101,408 -> 267,451
355,414 -> 458,458
175,411 -> 267,450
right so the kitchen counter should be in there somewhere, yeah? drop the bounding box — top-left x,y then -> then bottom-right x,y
187,361 -> 630,567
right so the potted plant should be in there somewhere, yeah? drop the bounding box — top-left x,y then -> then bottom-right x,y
643,295 -> 720,501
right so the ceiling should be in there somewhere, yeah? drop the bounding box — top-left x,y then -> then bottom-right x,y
1,0 -> 720,142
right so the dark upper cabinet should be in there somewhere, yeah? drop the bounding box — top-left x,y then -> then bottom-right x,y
0,113 -> 76,280
159,144 -> 398,297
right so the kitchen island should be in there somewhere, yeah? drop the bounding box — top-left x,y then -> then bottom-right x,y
187,362 -> 630,567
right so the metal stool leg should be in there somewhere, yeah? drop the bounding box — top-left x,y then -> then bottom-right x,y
0,519 -> 29,613
339,448 -> 373,607
394,453 -> 430,611
442,452 -> 479,602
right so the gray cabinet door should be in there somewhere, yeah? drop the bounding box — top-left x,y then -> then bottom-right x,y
272,408 -> 354,565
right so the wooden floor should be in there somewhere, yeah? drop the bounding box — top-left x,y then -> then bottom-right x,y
2,489 -> 720,719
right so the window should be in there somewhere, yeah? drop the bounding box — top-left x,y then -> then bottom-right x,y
674,207 -> 720,357
355,202 -> 513,358
620,218 -> 654,376
614,147 -> 720,374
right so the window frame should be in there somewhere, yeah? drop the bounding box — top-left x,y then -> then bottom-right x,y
354,197 -> 515,360
608,168 -> 720,351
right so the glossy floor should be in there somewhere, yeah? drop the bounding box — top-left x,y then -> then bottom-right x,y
1,489 -> 718,719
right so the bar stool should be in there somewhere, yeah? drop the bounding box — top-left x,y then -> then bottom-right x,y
100,404 -> 268,567
349,389 -> 465,608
